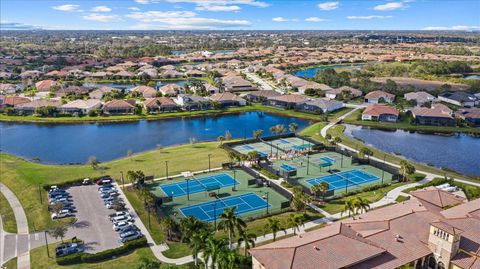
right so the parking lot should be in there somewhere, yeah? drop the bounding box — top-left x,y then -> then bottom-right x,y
67,184 -> 122,252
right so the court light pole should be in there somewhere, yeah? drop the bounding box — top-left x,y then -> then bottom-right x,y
233,170 -> 237,191
165,161 -> 169,180
306,154 -> 310,175
213,200 -> 217,230
208,154 -> 211,172
186,178 -> 190,201
44,230 -> 50,257
382,154 -> 386,184
262,192 -> 269,215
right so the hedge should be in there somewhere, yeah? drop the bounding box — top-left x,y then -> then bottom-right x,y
43,175 -> 111,190
56,237 -> 148,265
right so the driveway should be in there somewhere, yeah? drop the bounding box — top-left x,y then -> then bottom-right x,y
63,185 -> 122,253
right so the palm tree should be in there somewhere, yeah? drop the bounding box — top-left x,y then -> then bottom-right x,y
253,129 -> 263,139
269,125 -> 278,135
190,230 -> 210,267
217,207 -> 246,249
341,199 -> 356,219
203,237 -> 228,269
354,197 -> 371,214
400,160 -> 416,182
264,217 -> 286,242
217,248 -> 240,269
311,181 -> 329,201
217,135 -> 225,145
287,213 -> 306,235
276,124 -> 287,134
359,147 -> 373,160
289,123 -> 298,133
291,187 -> 312,212
180,216 -> 205,243
237,230 -> 256,256
246,151 -> 260,165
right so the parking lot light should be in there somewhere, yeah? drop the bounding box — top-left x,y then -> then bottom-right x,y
44,230 -> 50,257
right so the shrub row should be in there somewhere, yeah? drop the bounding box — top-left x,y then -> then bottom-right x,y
56,237 -> 147,265
42,175 -> 111,191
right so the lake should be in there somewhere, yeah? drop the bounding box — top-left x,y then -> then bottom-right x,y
294,64 -> 365,78
0,112 -> 310,165
344,125 -> 480,176
464,74 -> 480,80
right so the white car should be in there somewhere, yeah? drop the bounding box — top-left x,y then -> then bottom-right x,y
112,215 -> 133,224
109,211 -> 129,220
51,210 -> 73,220
113,221 -> 130,231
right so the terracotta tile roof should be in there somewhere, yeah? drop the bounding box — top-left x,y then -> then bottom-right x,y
362,105 -> 399,116
1,96 -> 31,106
103,99 -> 135,109
411,187 -> 465,208
365,90 -> 395,99
247,90 -> 281,98
143,97 -> 176,107
431,221 -> 464,235
267,94 -> 308,104
441,199 -> 480,219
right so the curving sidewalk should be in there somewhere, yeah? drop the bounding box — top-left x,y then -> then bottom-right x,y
0,183 -> 30,269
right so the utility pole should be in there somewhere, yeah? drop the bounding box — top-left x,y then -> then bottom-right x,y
208,154 -> 211,172
44,230 -> 50,257
165,161 -> 169,180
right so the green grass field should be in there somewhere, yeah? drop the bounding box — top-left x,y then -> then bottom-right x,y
0,191 -> 17,233
0,142 -> 227,231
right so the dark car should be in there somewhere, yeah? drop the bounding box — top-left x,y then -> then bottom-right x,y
55,242 -> 84,257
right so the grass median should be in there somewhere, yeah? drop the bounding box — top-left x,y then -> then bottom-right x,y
0,191 -> 17,233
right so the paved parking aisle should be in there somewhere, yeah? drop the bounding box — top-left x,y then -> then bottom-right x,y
67,185 -> 121,253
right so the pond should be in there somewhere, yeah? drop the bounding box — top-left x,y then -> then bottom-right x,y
0,112 -> 310,165
343,124 -> 480,176
294,64 -> 365,78
464,74 -> 480,80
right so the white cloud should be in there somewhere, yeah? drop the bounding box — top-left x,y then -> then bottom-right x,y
83,13 -> 121,22
305,17 -> 325,22
373,2 -> 404,11
126,10 -> 250,29
196,5 -> 241,11
423,25 -> 480,31
272,17 -> 297,22
0,21 -> 42,30
318,1 -> 339,10
134,0 -> 159,4
347,15 -> 392,20
128,7 -> 141,11
52,4 -> 80,12
92,6 -> 112,12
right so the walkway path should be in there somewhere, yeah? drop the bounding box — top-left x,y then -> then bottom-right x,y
0,183 -> 30,269
243,71 -> 275,91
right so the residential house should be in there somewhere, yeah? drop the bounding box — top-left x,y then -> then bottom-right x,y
438,92 -> 478,107
297,98 -> 344,114
404,91 -> 436,106
35,79 -> 59,92
325,86 -> 363,100
298,82 -> 332,95
159,84 -> 182,96
112,70 -> 135,79
364,90 -> 395,104
143,97 -> 177,113
137,68 -> 158,79
89,86 -> 118,99
266,94 -> 308,109
14,99 -> 62,114
161,70 -> 184,79
456,107 -> 480,126
0,96 -> 30,111
204,84 -> 220,95
411,103 -> 455,126
245,90 -> 282,103
185,70 -> 205,78
59,99 -> 102,114
222,75 -> 256,92
57,86 -> 90,97
103,99 -> 136,115
174,94 -> 211,111
0,83 -> 20,95
362,104 -> 399,122
209,92 -> 246,108
251,188 -> 477,269
131,86 -> 157,98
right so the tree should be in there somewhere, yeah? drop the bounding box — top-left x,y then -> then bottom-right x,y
311,181 -> 329,201
333,137 -> 342,145
135,257 -> 161,269
48,224 -> 68,242
400,160 -> 416,182
287,213 -> 306,235
263,217 -> 286,242
189,229 -> 210,267
237,230 -> 256,256
127,149 -> 134,157
203,236 -> 228,269
126,170 -> 146,188
87,155 -> 99,169
217,206 -> 246,249
253,129 -> 263,139
217,135 -> 225,145
289,123 -> 298,133
325,133 -> 332,140
246,151 -> 261,165
180,216 -> 208,243
353,197 -> 371,214
359,147 -> 373,160
51,202 -> 64,215
217,248 -> 240,269
291,187 -> 312,212
341,199 -> 356,219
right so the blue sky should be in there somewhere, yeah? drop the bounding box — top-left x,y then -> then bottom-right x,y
1,0 -> 479,31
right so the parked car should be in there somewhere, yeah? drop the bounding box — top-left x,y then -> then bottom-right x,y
55,242 -> 84,257
106,201 -> 124,209
96,177 -> 113,185
98,184 -> 113,190
82,178 -> 92,185
119,231 -> 143,243
51,209 -> 74,220
113,221 -> 130,231
111,215 -> 133,224
118,224 -> 139,234
109,211 -> 130,220
48,189 -> 67,196
49,197 -> 71,205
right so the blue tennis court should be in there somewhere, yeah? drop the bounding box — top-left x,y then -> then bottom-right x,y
242,145 -> 254,150
279,139 -> 290,144
160,173 -> 239,197
280,164 -> 297,172
306,169 -> 379,191
180,193 -> 271,222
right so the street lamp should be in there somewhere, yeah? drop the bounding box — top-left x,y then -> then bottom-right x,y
382,154 -> 386,184
306,154 -> 310,175
120,171 -> 125,189
186,178 -> 190,200
44,230 -> 50,257
262,192 -> 269,215
165,161 -> 169,180
233,170 -> 237,191
208,154 -> 211,172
